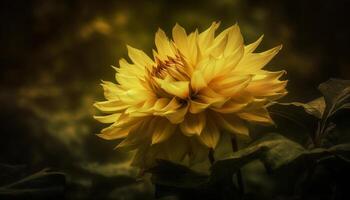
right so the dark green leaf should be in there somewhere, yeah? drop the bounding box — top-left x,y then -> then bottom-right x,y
312,143 -> 350,161
210,133 -> 305,183
319,78 -> 350,119
267,102 -> 319,144
276,97 -> 325,119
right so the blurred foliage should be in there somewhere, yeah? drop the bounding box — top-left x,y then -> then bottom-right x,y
1,0 -> 350,199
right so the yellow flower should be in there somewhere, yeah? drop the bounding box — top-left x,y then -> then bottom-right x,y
94,22 -> 287,168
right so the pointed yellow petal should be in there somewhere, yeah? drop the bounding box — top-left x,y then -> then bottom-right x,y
198,118 -> 220,148
165,103 -> 189,124
153,98 -> 171,111
156,78 -> 189,99
224,24 -> 243,56
211,99 -> 248,113
214,113 -> 249,136
127,45 -> 154,70
172,23 -> 189,57
187,30 -> 199,65
196,58 -> 223,84
210,75 -> 252,97
118,58 -> 146,77
152,119 -> 176,144
236,45 -> 282,72
115,72 -> 145,90
97,125 -> 134,140
94,113 -> 121,123
189,99 -> 210,114
120,88 -> 155,104
237,108 -> 274,125
94,100 -> 129,112
220,45 -> 244,74
197,87 -> 228,108
245,35 -> 264,54
246,71 -> 287,97
191,70 -> 207,92
115,118 -> 152,150
180,112 -> 206,136
155,28 -> 175,58
206,33 -> 228,57
198,22 -> 220,50
101,81 -> 124,100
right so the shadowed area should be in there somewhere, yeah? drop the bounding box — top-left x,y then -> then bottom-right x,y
1,0 -> 349,199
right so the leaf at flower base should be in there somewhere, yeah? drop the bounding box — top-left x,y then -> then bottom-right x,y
267,101 -> 319,143
277,97 -> 325,119
210,133 -> 350,187
148,159 -> 209,189
301,143 -> 350,163
210,133 -> 305,184
318,78 -> 350,119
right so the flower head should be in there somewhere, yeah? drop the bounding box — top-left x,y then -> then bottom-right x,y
94,22 -> 287,168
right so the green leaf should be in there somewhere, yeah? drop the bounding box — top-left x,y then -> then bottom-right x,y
302,143 -> 350,162
319,78 -> 350,119
269,79 -> 350,146
276,97 -> 325,119
210,133 -> 305,184
267,101 -> 319,144
210,133 -> 350,186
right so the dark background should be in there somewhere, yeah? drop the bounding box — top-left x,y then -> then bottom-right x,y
1,0 -> 350,199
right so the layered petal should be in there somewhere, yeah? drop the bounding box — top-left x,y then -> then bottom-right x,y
236,45 -> 282,72
180,112 -> 206,136
198,116 -> 220,148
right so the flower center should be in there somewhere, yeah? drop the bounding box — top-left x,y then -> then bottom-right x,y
147,53 -> 192,98
152,54 -> 190,81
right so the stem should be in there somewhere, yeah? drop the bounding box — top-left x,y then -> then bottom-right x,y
208,148 -> 215,165
231,136 -> 245,197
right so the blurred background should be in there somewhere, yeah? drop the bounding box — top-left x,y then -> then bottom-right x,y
1,0 -> 350,199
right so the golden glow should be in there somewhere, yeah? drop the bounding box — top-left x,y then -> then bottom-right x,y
94,22 -> 287,168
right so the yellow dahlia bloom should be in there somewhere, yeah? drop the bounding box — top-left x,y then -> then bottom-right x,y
94,22 -> 287,168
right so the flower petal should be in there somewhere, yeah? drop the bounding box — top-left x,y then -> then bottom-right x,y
180,112 -> 206,136
165,103 -> 189,124
191,70 -> 207,92
127,45 -> 154,70
211,99 -> 248,113
236,45 -> 282,72
224,24 -> 243,56
94,113 -> 122,123
245,35 -> 264,54
156,78 -> 190,99
198,117 -> 220,148
100,80 -> 124,100
210,75 -> 252,97
198,22 -> 220,51
97,125 -> 135,140
237,107 -> 274,125
189,99 -> 210,114
94,100 -> 129,112
152,119 -> 176,144
214,113 -> 249,136
116,118 -> 153,150
172,23 -> 189,58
